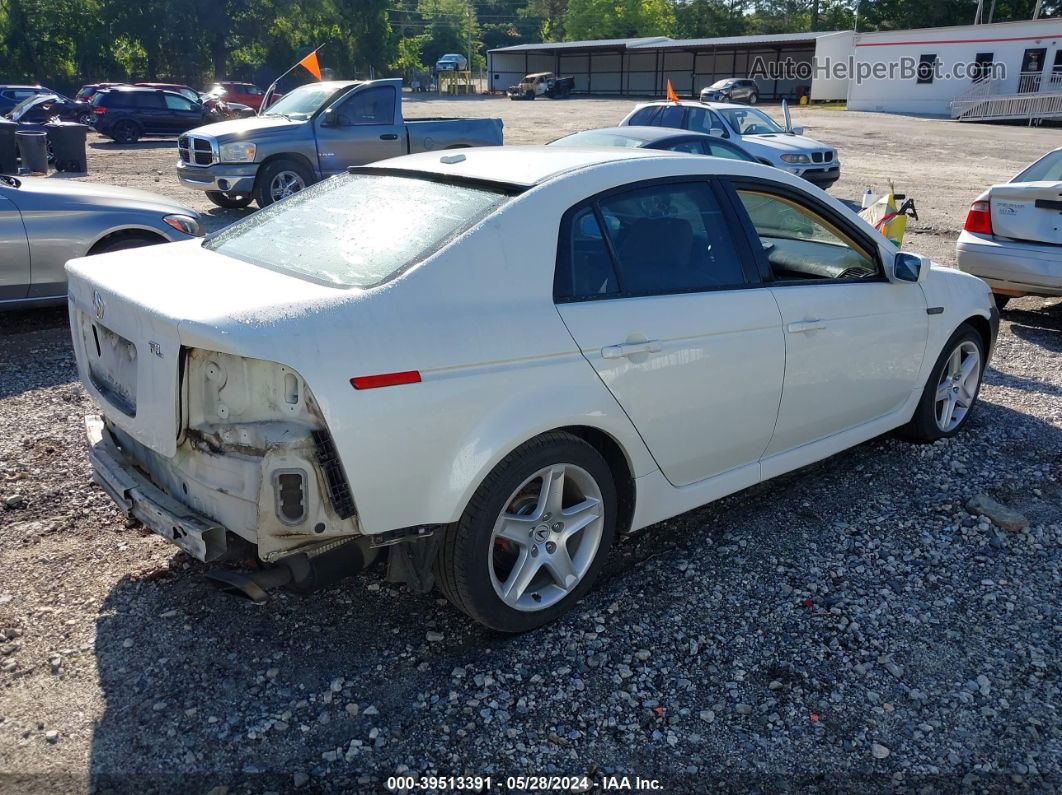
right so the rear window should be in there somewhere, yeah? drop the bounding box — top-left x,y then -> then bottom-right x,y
550,131 -> 643,148
1014,149 -> 1062,182
204,173 -> 511,288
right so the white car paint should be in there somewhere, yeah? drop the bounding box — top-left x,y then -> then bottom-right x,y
67,147 -> 993,579
619,100 -> 840,188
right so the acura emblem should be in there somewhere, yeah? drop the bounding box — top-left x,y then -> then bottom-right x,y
93,290 -> 105,320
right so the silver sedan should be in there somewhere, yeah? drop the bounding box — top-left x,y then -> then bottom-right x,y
1,175 -> 201,310
956,147 -> 1061,309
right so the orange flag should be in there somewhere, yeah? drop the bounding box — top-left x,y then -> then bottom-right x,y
666,79 -> 680,103
299,51 -> 322,80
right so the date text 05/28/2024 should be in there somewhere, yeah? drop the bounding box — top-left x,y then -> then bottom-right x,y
385,775 -> 664,791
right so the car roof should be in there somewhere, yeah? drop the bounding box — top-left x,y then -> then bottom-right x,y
1,85 -> 45,90
575,126 -> 715,143
636,99 -> 760,112
375,145 -> 699,188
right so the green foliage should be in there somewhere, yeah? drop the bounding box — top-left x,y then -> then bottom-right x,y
0,0 -> 1057,91
565,0 -> 676,40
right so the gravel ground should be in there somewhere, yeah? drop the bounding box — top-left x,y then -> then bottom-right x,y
1,97 -> 1060,793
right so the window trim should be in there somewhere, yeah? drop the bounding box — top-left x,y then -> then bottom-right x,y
553,175 -> 764,304
721,176 -> 887,287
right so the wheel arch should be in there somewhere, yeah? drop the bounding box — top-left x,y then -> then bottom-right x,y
960,313 -> 992,354
256,151 -> 317,180
558,425 -> 636,535
86,226 -> 169,256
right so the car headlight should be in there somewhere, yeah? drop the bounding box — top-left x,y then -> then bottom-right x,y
780,154 -> 811,164
163,214 -> 202,237
219,141 -> 256,162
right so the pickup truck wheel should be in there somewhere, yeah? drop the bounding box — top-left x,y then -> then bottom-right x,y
206,191 -> 254,209
434,431 -> 617,632
111,120 -> 142,144
254,159 -> 312,208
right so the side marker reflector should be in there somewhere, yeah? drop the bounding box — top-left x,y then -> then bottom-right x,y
350,371 -> 421,390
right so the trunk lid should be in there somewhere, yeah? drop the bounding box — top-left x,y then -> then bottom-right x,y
990,181 -> 1062,245
66,239 -> 345,458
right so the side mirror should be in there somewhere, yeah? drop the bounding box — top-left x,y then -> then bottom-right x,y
894,252 -> 930,283
708,127 -> 726,138
321,108 -> 338,127
791,126 -> 805,136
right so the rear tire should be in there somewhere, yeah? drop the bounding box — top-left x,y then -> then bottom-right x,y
434,431 -> 617,632
111,120 -> 141,144
748,92 -> 759,105
898,323 -> 985,442
206,191 -> 254,209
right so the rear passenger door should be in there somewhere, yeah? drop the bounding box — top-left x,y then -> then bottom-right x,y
133,91 -> 168,134
161,93 -> 204,134
554,178 -> 785,487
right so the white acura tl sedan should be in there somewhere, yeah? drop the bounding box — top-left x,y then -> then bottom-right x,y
67,147 -> 997,632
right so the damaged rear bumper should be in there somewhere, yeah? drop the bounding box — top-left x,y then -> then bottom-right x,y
87,415 -> 227,562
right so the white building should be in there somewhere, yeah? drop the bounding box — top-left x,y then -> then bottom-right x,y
847,19 -> 1062,115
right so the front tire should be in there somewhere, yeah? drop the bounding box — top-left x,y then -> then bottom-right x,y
206,191 -> 254,209
253,158 -> 312,208
899,323 -> 985,442
434,432 -> 617,632
747,92 -> 759,105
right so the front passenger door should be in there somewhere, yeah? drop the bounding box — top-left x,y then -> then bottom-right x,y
555,179 -> 785,487
161,93 -> 204,134
314,85 -> 403,176
730,183 -> 929,458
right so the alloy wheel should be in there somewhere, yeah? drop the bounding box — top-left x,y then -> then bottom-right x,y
269,170 -> 306,202
935,340 -> 981,432
488,464 -> 604,612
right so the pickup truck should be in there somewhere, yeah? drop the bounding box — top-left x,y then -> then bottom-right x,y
176,78 -> 504,209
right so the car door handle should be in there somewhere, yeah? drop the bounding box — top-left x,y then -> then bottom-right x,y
601,341 -> 662,359
379,133 -> 398,140
786,320 -> 826,334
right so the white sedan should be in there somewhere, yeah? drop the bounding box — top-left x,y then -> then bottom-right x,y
67,147 -> 997,632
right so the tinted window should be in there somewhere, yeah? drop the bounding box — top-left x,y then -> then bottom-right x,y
706,141 -> 754,162
335,86 -> 395,126
917,54 -> 937,84
665,140 -> 705,154
655,105 -> 685,129
557,207 -> 619,298
164,94 -> 196,111
205,174 -> 509,288
131,92 -> 164,108
627,106 -> 661,126
685,107 -> 725,134
575,182 -> 745,296
736,190 -> 879,281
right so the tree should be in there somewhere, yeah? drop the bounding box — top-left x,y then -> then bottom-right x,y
675,0 -> 750,37
564,0 -> 676,40
522,0 -> 569,40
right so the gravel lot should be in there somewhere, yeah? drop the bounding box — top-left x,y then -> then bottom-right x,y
0,97 -> 1060,793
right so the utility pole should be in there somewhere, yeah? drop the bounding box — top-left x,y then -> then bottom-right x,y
810,0 -> 820,32
1033,0 -> 1043,19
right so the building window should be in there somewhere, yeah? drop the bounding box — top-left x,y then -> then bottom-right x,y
916,54 -> 937,84
972,52 -> 994,82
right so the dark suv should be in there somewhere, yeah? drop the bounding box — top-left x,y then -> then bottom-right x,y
90,86 -> 210,143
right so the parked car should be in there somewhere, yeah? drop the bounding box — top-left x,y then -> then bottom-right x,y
75,82 -> 127,103
135,82 -> 202,103
508,72 -> 575,100
90,86 -> 211,143
700,78 -> 761,104
209,81 -> 271,111
548,126 -> 757,162
175,78 -> 503,209
69,146 -> 997,631
957,146 -> 1062,309
435,53 -> 468,72
0,85 -> 54,114
5,93 -> 94,125
1,174 -> 200,310
620,100 -> 840,190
